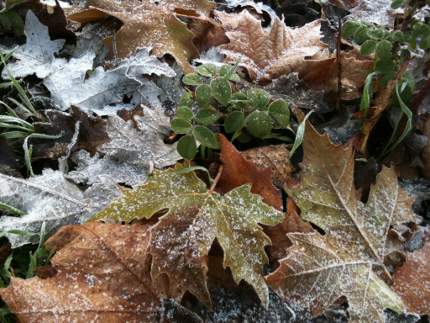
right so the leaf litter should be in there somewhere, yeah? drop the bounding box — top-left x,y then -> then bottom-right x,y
0,0 -> 429,322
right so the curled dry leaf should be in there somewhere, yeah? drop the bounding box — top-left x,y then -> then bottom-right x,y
393,240 -> 430,315
240,144 -> 294,188
94,165 -> 284,307
68,0 -> 215,72
266,123 -> 418,322
217,134 -> 282,209
0,222 -> 164,322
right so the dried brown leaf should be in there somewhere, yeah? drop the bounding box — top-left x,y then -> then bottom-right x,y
393,240 -> 430,315
0,222 -> 164,322
217,134 -> 282,209
69,0 -> 215,72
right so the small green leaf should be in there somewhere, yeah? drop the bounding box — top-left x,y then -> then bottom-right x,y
176,106 -> 193,121
183,73 -> 204,86
290,111 -> 313,158
195,108 -> 220,126
248,88 -> 271,110
224,111 -> 245,133
196,64 -> 217,77
354,25 -> 369,44
177,135 -> 197,160
171,118 -> 192,134
360,39 -> 377,56
193,126 -> 219,149
375,40 -> 393,59
269,99 -> 290,128
195,84 -> 212,107
342,20 -> 361,39
179,91 -> 194,106
246,111 -> 272,138
211,77 -> 232,106
391,0 -> 404,9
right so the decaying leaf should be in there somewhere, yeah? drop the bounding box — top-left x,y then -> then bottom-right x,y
68,107 -> 180,187
241,144 -> 294,188
266,123 -> 417,321
264,198 -> 313,261
94,165 -> 284,307
1,10 -> 65,79
0,222 -> 164,321
216,10 -> 327,82
0,169 -> 120,247
393,240 -> 430,315
32,107 -> 109,160
68,0 -> 215,72
217,134 -> 282,209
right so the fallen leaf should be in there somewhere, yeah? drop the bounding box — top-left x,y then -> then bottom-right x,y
68,0 -> 215,72
241,144 -> 294,188
216,10 -> 328,82
224,0 -> 277,18
393,240 -> 430,315
0,169 -> 120,247
0,222 -> 163,321
43,53 -> 138,114
1,10 -> 65,79
68,107 -> 180,187
264,198 -> 313,261
300,51 -> 373,101
32,107 -> 109,160
347,0 -> 397,27
266,123 -> 417,321
217,134 -> 282,209
94,165 -> 284,307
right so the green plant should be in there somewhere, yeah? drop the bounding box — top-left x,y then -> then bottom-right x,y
0,53 -> 61,175
172,63 -> 291,160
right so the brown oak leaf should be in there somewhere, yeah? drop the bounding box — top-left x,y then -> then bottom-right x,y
0,222 -> 164,322
68,0 -> 215,72
393,240 -> 430,315
216,134 -> 282,209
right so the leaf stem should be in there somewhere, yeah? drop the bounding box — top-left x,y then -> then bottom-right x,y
209,165 -> 223,194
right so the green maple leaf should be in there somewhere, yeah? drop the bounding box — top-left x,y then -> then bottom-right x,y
93,165 -> 284,307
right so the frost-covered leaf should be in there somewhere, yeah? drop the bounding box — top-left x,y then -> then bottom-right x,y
0,222 -> 164,321
393,240 -> 430,315
43,53 -> 138,114
267,231 -> 406,322
111,47 -> 176,83
0,169 -> 120,247
69,0 -> 215,72
348,0 -> 397,27
266,123 -> 418,321
1,10 -> 65,79
216,10 -> 327,82
224,0 -> 277,18
94,165 -> 284,307
68,107 -> 180,187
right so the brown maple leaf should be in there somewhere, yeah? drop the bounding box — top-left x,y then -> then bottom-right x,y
215,10 -> 372,99
0,222 -> 164,322
393,239 -> 430,315
216,134 -> 282,209
68,0 -> 215,72
266,123 -> 418,321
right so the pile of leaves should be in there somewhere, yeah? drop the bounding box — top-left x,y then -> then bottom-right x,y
0,0 -> 430,322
